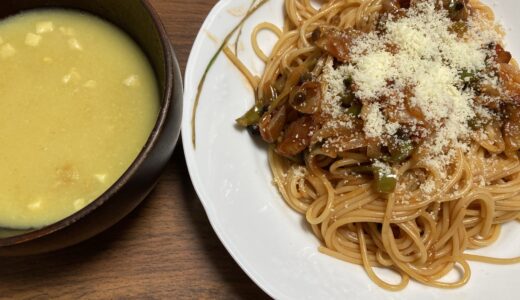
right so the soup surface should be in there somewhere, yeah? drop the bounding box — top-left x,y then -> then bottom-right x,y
0,10 -> 159,229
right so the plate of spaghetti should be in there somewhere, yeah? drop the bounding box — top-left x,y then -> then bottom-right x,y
182,0 -> 520,298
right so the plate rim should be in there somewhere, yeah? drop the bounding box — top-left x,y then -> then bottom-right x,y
181,0 -> 285,298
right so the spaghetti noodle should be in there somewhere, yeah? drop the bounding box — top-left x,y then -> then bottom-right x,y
225,0 -> 520,290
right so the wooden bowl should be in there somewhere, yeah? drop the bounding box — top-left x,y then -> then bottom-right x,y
0,0 -> 182,256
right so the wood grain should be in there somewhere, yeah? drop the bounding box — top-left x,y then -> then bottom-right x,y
0,1 -> 269,299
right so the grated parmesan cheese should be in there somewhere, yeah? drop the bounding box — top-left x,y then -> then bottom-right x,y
363,103 -> 385,138
319,0 -> 504,179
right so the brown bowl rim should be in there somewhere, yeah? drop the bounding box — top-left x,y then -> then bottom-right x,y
0,0 -> 176,247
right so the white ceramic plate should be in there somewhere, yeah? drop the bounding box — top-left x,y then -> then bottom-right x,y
182,1 -> 520,299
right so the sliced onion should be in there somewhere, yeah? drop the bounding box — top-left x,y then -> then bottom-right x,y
276,116 -> 315,157
504,104 -> 520,153
289,81 -> 322,114
496,44 -> 512,64
259,105 -> 287,144
313,26 -> 360,63
499,63 -> 520,101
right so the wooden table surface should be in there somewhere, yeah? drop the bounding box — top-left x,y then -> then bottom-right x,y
0,1 -> 269,299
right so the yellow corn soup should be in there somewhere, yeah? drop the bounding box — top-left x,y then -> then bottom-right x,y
0,10 -> 159,229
